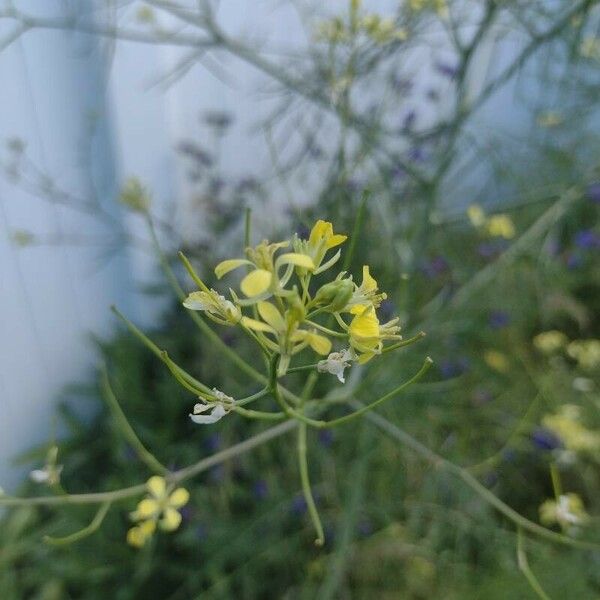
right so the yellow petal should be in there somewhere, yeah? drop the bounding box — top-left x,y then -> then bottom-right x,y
309,220 -> 332,245
241,316 -> 276,334
357,351 -> 376,364
214,259 -> 252,279
257,301 -> 286,331
276,252 -> 315,271
146,476 -> 166,499
240,269 -> 272,297
350,308 -> 380,340
326,233 -> 347,249
169,487 -> 190,508
361,266 -> 377,292
160,507 -> 182,532
126,526 -> 146,548
140,519 -> 157,536
136,498 -> 160,519
307,332 -> 332,355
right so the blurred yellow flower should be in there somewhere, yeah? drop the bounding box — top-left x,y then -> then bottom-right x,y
467,204 -> 486,227
537,111 -> 563,128
543,405 -> 600,454
484,350 -> 509,373
539,493 -> 588,529
486,215 -> 515,239
533,330 -> 568,354
567,340 -> 600,370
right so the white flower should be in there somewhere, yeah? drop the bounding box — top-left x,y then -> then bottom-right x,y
317,348 -> 355,383
556,495 -> 582,525
30,464 -> 63,485
30,446 -> 62,485
183,290 -> 241,325
189,388 -> 235,425
190,403 -> 228,424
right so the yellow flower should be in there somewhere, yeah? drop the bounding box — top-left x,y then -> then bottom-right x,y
294,220 -> 347,274
543,405 -> 600,454
484,350 -> 509,373
533,330 -> 568,354
486,215 -> 515,239
348,304 -> 401,363
539,493 -> 588,530
467,204 -> 486,228
119,177 -> 150,213
346,265 -> 387,311
127,476 -> 189,548
537,111 -> 563,128
567,340 -> 600,370
215,240 -> 314,301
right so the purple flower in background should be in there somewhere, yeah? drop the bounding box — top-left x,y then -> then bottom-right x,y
565,253 -> 582,270
586,181 -> 600,203
574,229 -> 600,250
253,479 -> 269,500
180,505 -> 195,523
318,429 -> 334,448
483,471 -> 498,488
477,239 -> 509,259
291,494 -> 308,516
435,62 -> 458,79
488,311 -> 510,329
391,164 -> 406,182
358,519 -> 373,537
545,238 -> 561,257
204,433 -> 222,453
408,146 -> 426,163
391,75 -> 413,94
531,427 -> 562,451
422,255 -> 449,279
502,448 -> 516,463
378,298 -> 396,321
439,357 -> 470,379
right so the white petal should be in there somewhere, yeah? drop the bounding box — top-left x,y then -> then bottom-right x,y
189,404 -> 227,425
30,469 -> 49,483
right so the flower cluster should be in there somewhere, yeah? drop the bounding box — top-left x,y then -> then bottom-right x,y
542,405 -> 600,457
315,0 -> 407,46
127,476 -> 189,548
183,220 -> 402,385
533,331 -> 600,371
467,204 -> 516,240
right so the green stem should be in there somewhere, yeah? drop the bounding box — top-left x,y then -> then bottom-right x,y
321,358 -> 433,428
178,251 -> 210,292
1,421 -> 297,507
517,528 -> 553,600
381,331 -> 427,353
360,406 -> 600,551
297,422 -> 325,547
43,502 -> 112,546
101,367 -> 167,475
146,216 -> 265,383
231,406 -> 285,421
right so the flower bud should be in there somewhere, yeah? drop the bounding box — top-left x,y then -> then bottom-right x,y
314,279 -> 353,312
